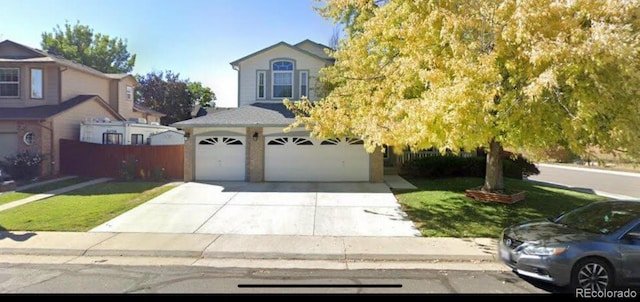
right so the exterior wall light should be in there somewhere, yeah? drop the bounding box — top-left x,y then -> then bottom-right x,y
252,132 -> 259,141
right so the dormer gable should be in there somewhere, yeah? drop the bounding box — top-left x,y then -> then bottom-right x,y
0,40 -> 49,60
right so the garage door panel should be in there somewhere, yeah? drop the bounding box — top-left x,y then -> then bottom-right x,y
0,133 -> 18,162
265,136 -> 369,182
195,136 -> 245,181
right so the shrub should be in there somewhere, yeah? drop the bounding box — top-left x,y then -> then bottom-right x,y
0,151 -> 43,181
119,157 -> 138,181
401,154 -> 539,179
151,167 -> 165,182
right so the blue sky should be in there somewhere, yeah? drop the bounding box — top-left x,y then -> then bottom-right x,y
0,0 -> 336,107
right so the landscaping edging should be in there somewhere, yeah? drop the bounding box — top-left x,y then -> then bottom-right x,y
464,187 -> 525,204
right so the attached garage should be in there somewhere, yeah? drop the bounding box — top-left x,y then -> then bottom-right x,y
265,136 -> 370,182
0,133 -> 18,162
195,136 -> 246,181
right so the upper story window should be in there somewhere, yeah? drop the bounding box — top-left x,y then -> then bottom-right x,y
257,71 -> 265,99
272,61 -> 293,98
126,86 -> 134,101
0,68 -> 20,98
300,71 -> 308,98
31,68 -> 43,99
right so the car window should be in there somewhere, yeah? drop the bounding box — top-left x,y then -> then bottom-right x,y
625,224 -> 640,245
556,202 -> 640,234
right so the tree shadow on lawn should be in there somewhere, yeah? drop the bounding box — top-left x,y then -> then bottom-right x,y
398,178 -> 606,238
0,225 -> 36,242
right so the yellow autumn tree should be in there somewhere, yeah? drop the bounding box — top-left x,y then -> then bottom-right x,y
286,0 -> 640,192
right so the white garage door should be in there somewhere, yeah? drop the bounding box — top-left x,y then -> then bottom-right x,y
0,133 -> 18,162
265,136 -> 369,181
195,136 -> 246,181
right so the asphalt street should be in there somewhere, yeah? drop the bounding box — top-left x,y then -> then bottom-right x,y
528,164 -> 640,199
0,263 -> 554,294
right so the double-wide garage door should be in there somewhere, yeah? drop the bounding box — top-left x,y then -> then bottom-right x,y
195,135 -> 370,182
265,136 -> 369,182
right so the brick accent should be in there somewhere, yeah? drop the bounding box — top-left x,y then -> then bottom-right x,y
246,127 -> 264,182
369,146 -> 384,183
183,128 -> 195,182
16,120 -> 54,176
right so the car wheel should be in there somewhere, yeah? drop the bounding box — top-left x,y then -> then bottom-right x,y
571,258 -> 614,291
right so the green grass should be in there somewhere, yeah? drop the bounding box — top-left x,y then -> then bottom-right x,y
0,181 -> 176,231
395,177 -> 606,238
0,177 -> 91,206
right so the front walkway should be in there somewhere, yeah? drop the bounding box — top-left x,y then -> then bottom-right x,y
91,182 -> 421,237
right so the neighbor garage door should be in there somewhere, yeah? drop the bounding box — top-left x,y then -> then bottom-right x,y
0,133 -> 18,162
265,136 -> 369,181
195,136 -> 246,181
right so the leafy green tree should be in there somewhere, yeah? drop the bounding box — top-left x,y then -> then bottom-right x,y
136,71 -> 192,125
41,20 -> 136,73
188,82 -> 216,108
288,0 -> 640,192
136,71 -> 216,124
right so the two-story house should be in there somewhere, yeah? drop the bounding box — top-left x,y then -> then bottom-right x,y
0,40 -> 164,176
173,40 -> 383,182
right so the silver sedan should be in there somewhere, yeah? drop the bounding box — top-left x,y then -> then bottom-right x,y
498,200 -> 640,291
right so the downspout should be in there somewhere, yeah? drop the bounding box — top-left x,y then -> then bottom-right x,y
39,120 -> 54,175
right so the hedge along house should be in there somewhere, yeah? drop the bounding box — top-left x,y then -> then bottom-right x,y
173,40 -> 384,182
0,40 -> 164,176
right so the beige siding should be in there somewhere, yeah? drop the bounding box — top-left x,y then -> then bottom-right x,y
108,80 -> 119,111
0,43 -> 39,58
60,68 -> 110,102
117,77 -> 138,120
238,45 -> 327,106
51,99 -> 120,174
295,41 -> 331,59
44,66 -> 60,104
0,64 -> 60,107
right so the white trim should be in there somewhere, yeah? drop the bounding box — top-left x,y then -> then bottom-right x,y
536,163 -> 640,178
299,71 -> 308,98
257,71 -> 266,99
271,60 -> 293,99
126,86 -> 134,101
30,68 -> 43,99
0,67 -> 20,98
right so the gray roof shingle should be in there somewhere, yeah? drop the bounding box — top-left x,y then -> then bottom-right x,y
172,103 -> 297,128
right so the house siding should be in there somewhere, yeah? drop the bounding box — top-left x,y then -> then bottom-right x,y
118,77 -> 138,120
295,41 -> 331,59
60,68 -> 110,102
237,45 -> 326,106
0,64 -> 60,107
51,99 -> 121,174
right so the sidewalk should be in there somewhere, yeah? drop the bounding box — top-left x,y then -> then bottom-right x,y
0,232 -> 500,269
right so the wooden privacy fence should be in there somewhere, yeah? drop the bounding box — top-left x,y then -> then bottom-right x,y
60,139 -> 184,180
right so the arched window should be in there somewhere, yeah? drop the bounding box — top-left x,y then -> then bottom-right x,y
272,61 -> 293,98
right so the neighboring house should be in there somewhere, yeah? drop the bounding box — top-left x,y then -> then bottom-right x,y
0,40 -> 164,175
80,119 -> 184,146
173,40 -> 383,182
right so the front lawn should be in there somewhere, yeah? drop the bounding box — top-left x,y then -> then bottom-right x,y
0,181 -> 176,231
395,177 -> 606,238
0,177 -> 91,206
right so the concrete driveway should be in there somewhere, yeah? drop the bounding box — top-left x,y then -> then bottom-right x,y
91,182 -> 421,237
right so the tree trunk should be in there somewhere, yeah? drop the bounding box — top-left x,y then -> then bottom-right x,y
483,139 -> 504,192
